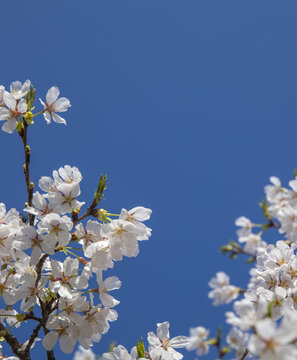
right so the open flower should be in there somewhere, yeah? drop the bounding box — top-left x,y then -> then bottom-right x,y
10,80 -> 31,100
39,86 -> 71,125
0,92 -> 27,133
148,321 -> 189,360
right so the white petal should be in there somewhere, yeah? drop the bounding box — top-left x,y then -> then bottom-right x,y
52,112 -> 67,125
54,97 -> 71,112
2,119 -> 17,134
10,81 -> 22,94
0,108 -> 11,121
43,110 -> 51,124
59,334 -> 76,354
46,86 -> 60,105
17,98 -> 27,113
3,92 -> 16,110
157,321 -> 170,341
169,336 -> 189,348
43,332 -> 59,351
129,207 -> 152,221
147,332 -> 161,348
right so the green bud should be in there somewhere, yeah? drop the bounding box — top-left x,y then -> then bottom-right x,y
16,120 -> 23,133
136,338 -> 146,359
245,256 -> 256,263
229,241 -> 240,249
25,145 -> 31,155
259,200 -> 271,220
220,244 -> 233,253
24,111 -> 34,125
221,346 -> 231,354
109,342 -> 116,352
208,338 -> 217,345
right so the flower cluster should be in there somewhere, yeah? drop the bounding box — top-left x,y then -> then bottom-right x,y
192,175 -> 297,360
0,165 -> 152,354
0,80 -> 71,134
0,80 -> 152,359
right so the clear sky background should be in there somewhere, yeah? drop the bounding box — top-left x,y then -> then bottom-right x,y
1,1 -> 297,359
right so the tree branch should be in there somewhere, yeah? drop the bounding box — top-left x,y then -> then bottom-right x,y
0,322 -> 25,359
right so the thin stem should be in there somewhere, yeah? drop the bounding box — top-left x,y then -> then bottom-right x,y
6,320 -> 21,333
81,289 -> 94,295
65,248 -> 82,260
18,118 -> 35,226
32,110 -> 44,118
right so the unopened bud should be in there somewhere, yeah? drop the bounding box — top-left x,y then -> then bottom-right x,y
24,111 -> 34,125
25,145 -> 31,155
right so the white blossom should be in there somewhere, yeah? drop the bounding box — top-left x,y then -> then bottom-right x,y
40,86 -> 71,125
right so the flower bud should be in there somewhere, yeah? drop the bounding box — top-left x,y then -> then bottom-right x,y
24,111 -> 34,125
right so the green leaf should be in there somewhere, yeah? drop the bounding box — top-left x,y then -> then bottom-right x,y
94,174 -> 108,206
25,86 -> 36,111
136,338 -> 146,359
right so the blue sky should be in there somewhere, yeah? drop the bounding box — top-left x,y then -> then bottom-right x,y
1,1 -> 297,359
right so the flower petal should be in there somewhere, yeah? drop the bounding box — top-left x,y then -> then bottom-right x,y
46,86 -> 60,105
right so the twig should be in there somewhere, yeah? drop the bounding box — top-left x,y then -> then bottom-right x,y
18,119 -> 35,226
23,322 -> 42,356
35,254 -> 48,286
0,323 -> 25,359
240,349 -> 248,360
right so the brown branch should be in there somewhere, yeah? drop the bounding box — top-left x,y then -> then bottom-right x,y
35,254 -> 48,286
240,349 -> 248,360
18,119 -> 35,226
0,323 -> 25,359
39,296 -> 57,360
23,322 -> 42,356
